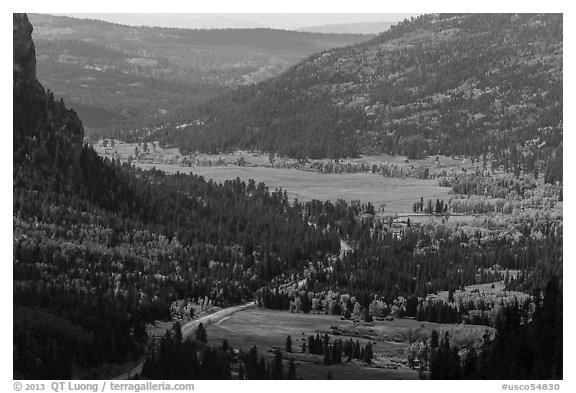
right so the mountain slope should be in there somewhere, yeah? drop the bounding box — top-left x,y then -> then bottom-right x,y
14,13 -> 85,188
29,13 -> 370,130
165,14 -> 562,162
14,13 -> 341,379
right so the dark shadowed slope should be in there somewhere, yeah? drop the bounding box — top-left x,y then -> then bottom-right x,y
14,13 -> 342,379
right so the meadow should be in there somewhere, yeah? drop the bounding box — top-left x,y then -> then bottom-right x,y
95,142 -> 453,213
203,308 -> 492,380
140,163 -> 451,213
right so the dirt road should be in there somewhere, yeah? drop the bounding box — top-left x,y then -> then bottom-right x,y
113,302 -> 256,380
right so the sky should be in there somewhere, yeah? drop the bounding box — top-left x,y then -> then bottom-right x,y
19,0 -> 569,30
54,13 -> 421,30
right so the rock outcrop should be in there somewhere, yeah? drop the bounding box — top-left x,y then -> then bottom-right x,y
13,13 -> 84,180
13,13 -> 36,80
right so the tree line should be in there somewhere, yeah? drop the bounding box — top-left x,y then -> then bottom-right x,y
420,277 -> 562,379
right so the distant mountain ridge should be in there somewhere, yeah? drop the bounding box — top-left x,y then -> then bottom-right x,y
57,13 -> 268,29
164,13 -> 562,163
297,21 -> 393,34
29,13 -> 370,130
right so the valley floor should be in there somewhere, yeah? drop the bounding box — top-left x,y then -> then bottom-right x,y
95,142 -> 453,213
203,308 -> 493,380
139,163 -> 451,213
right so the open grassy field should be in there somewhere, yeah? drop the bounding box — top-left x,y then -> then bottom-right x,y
137,163 -> 451,213
203,308 -> 492,380
94,142 -> 452,213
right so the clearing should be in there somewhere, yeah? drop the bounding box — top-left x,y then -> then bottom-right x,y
203,308 -> 492,380
137,163 -> 451,213
94,142 -> 453,213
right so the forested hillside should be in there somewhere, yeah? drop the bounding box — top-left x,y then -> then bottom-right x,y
29,13 -> 370,130
14,13 -> 341,379
13,13 -> 563,380
160,14 -> 562,164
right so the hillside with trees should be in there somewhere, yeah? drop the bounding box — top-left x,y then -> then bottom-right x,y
29,13 -> 370,130
159,13 -> 561,164
407,277 -> 562,379
13,13 -> 341,379
14,13 -> 562,380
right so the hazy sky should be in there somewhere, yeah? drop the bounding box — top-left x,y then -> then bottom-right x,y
56,13 -> 421,30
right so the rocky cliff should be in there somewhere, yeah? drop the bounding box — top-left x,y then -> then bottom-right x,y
13,13 -> 36,80
13,13 -> 84,180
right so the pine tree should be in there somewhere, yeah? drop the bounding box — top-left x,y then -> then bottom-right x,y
364,342 -> 373,364
195,322 -> 207,343
287,358 -> 296,380
362,307 -> 373,322
463,347 -> 478,379
285,335 -> 292,353
258,357 -> 266,379
323,343 -> 332,365
142,342 -> 155,378
431,330 -> 439,349
272,349 -> 283,380
173,322 -> 183,346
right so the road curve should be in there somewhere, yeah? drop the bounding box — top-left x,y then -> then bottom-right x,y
113,301 -> 256,380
